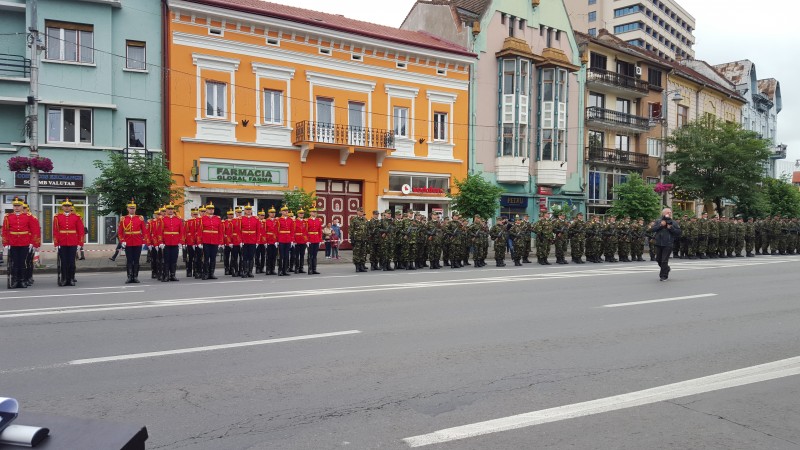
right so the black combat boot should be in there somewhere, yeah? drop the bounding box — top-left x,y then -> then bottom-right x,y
125,267 -> 134,284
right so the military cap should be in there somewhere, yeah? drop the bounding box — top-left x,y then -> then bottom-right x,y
357,207 -> 364,212
12,196 -> 24,206
199,206 -> 207,212
190,207 -> 198,212
269,206 -> 276,213
309,207 -> 317,212
373,210 -> 380,215
297,208 -> 305,214
126,197 -> 137,208
258,209 -> 266,215
234,206 -> 243,211
244,203 -> 252,210
206,201 -> 215,208
280,205 -> 288,211
166,202 -> 175,210
384,209 -> 392,214
227,209 -> 234,215
61,197 -> 73,207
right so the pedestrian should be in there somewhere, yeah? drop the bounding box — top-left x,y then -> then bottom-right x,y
649,207 -> 681,281
330,218 -> 341,259
323,222 -> 333,258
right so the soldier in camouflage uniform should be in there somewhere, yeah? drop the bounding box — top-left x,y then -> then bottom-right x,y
602,215 -> 618,262
426,212 -> 443,269
733,216 -> 745,257
508,215 -> 526,266
522,214 -> 533,263
586,215 -> 604,263
716,216 -> 728,257
477,216 -> 490,266
468,215 -> 486,267
696,212 -> 709,259
441,216 -> 451,266
754,218 -> 763,255
744,217 -> 756,257
459,217 -> 472,266
349,207 -> 369,272
392,210 -> 404,267
446,212 -> 463,268
617,217 -> 631,262
778,216 -> 789,255
789,218 -> 800,255
760,217 -> 771,255
768,215 -> 780,255
489,216 -> 508,267
706,215 -> 719,258
378,210 -> 395,270
568,212 -> 586,264
631,218 -> 646,261
415,213 -> 429,268
533,212 -> 554,265
553,213 -> 570,264
401,211 -> 418,270
684,216 -> 697,259
368,210 -> 382,270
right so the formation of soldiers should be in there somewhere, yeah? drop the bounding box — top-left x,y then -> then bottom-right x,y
117,200 -> 324,284
346,209 -> 800,272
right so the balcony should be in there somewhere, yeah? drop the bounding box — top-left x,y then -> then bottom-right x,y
586,147 -> 649,170
0,54 -> 31,80
294,121 -> 395,166
586,67 -> 649,97
585,107 -> 652,133
495,156 -> 530,184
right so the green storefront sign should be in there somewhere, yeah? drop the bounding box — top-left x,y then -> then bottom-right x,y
201,162 -> 288,186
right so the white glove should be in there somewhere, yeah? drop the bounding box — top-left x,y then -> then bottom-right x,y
4,245 -> 10,252
239,243 -> 243,247
159,244 -> 165,249
79,245 -> 84,250
28,244 -> 33,250
218,245 -> 224,250
121,242 -> 127,248
273,243 -> 278,248
198,244 -> 203,249
227,244 -> 232,247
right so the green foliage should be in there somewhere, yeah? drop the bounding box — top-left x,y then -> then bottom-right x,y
86,152 -> 182,217
608,174 -> 662,221
283,188 -> 317,213
665,118 -> 771,215
548,202 -> 572,218
448,172 -> 505,219
763,177 -> 800,217
734,187 -> 770,219
671,208 -> 696,219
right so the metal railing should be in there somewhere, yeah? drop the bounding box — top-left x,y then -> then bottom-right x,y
0,53 -> 31,78
586,146 -> 649,169
587,67 -> 649,94
294,121 -> 395,150
586,107 -> 652,131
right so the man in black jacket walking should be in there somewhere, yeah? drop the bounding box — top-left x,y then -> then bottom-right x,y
649,208 -> 681,281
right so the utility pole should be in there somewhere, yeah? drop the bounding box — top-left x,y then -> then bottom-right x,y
27,0 -> 41,215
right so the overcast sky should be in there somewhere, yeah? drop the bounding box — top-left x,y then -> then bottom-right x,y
268,0 -> 799,168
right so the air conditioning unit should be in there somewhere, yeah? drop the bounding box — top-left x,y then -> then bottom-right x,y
635,66 -> 643,76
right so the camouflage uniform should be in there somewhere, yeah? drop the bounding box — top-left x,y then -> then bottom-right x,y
616,218 -> 631,262
733,218 -> 746,257
568,215 -> 586,263
585,217 -> 603,263
368,212 -> 382,270
349,211 -> 369,271
426,215 -> 443,269
379,211 -> 395,270
522,217 -> 533,263
469,217 -> 488,267
489,218 -> 508,266
441,217 -> 451,265
509,219 -> 527,266
630,219 -> 646,261
744,218 -> 756,257
602,218 -> 618,262
754,219 -> 763,255
696,215 -> 709,258
684,218 -> 697,258
446,216 -> 464,268
553,216 -> 570,264
707,218 -> 719,258
778,218 -> 789,255
533,215 -> 554,265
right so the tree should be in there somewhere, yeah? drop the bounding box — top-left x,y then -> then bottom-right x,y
665,118 -> 771,216
86,152 -> 182,217
448,172 -> 505,219
734,186 -> 769,219
282,188 -> 317,213
763,177 -> 800,217
607,174 -> 662,221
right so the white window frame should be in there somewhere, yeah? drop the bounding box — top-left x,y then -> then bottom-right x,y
47,106 -> 92,144
125,40 -> 146,70
45,22 -> 94,64
393,106 -> 409,137
263,89 -> 283,125
127,119 -> 146,148
433,112 -> 448,142
647,138 -> 662,157
205,81 -> 227,119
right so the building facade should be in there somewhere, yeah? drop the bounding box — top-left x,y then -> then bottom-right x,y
403,0 -> 586,219
166,0 -> 473,243
576,30 -> 671,216
0,0 -> 163,245
564,0 -> 695,61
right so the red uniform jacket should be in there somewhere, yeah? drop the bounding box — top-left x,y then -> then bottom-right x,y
199,215 -> 224,245
53,213 -> 85,247
161,215 -> 184,246
239,216 -> 261,245
294,218 -> 309,245
183,217 -> 196,246
257,219 -> 268,245
148,218 -> 164,246
263,218 -> 278,245
2,212 -> 41,247
306,217 -> 323,244
277,217 -> 294,244
118,215 -> 146,246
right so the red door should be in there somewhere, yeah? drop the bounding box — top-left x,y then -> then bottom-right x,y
315,179 -> 362,250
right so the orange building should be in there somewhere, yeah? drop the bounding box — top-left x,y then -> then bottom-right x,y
166,0 -> 474,240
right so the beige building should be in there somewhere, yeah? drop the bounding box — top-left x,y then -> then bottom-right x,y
564,0 -> 695,60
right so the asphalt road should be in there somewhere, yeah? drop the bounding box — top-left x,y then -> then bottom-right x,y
2,255 -> 800,449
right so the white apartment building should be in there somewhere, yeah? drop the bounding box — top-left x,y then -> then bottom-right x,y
564,0 -> 695,60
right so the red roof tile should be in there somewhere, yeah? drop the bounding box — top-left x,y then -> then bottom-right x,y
793,171 -> 800,185
186,0 -> 474,57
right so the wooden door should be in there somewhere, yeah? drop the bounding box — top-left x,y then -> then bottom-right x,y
315,179 -> 362,250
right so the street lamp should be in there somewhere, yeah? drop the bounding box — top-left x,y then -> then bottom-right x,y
660,89 -> 683,205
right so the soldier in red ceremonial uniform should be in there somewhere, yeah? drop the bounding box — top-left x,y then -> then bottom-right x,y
239,204 -> 261,278
223,209 -> 234,275
231,207 -> 243,277
276,206 -> 294,276
2,197 -> 41,289
118,198 -> 146,284
160,203 -> 184,282
148,209 -> 165,279
193,206 -> 206,278
255,209 -> 267,273
293,209 -> 309,274
22,203 -> 40,286
263,206 -> 279,275
52,198 -> 85,287
184,208 -> 199,278
306,208 -> 323,275
199,202 -> 224,280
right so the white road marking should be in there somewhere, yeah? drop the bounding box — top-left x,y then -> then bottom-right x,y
68,330 -> 361,365
602,293 -> 718,308
0,290 -> 144,301
402,355 -> 800,447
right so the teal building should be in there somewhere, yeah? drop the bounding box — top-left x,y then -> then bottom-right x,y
0,0 -> 162,244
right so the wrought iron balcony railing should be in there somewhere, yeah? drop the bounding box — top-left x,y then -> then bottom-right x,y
0,53 -> 31,78
586,146 -> 649,169
587,67 -> 649,94
586,107 -> 652,132
294,121 -> 395,150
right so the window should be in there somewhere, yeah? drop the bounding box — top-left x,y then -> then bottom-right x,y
266,37 -> 279,46
589,169 -> 629,204
508,16 -> 515,37
433,113 -> 447,141
589,130 -> 605,149
389,174 -> 449,192
615,135 -> 630,152
205,81 -> 226,118
539,68 -> 567,161
319,47 -> 331,55
616,60 -> 636,77
616,98 -> 631,115
588,0 -> 596,4
588,11 -> 597,22
614,22 -> 642,34
614,5 -> 640,17
351,54 -> 363,61
647,177 -> 659,184
648,68 -> 662,87
590,52 -> 607,70
677,104 -> 688,127
393,107 -> 408,137
127,119 -> 146,148
649,102 -> 662,119
589,92 -> 605,109
396,62 -> 407,69
647,138 -> 662,157
125,40 -> 146,70
588,28 -> 597,37
45,21 -> 94,64
47,107 -> 92,144
502,125 -> 514,156
263,89 -> 283,125
541,129 -> 553,160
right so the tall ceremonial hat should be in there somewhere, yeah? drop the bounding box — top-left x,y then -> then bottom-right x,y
199,205 -> 207,212
244,202 -> 252,210
309,207 -> 317,212
127,197 -> 137,208
297,208 -> 305,214
190,207 -> 198,213
166,202 -> 175,209
61,197 -> 73,206
234,205 -> 243,212
268,205 -> 276,213
227,209 -> 234,215
288,211 -> 294,217
258,208 -> 265,215
206,200 -> 215,208
280,204 -> 288,211
12,196 -> 24,206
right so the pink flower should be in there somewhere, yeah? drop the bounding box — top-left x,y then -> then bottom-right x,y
654,182 -> 674,194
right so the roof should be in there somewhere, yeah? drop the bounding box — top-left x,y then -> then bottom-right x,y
574,30 -> 672,71
713,60 -> 754,87
793,171 -> 800,185
185,0 -> 474,57
758,78 -> 779,101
